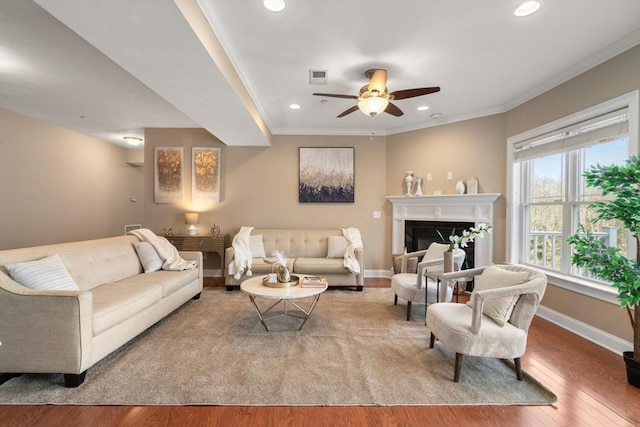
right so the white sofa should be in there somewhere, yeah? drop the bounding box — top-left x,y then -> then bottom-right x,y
224,228 -> 364,291
0,235 -> 202,387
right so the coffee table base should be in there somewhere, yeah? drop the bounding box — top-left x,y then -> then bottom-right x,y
248,294 -> 322,331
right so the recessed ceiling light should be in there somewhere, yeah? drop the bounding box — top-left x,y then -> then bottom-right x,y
514,1 -> 541,17
289,103 -> 301,110
264,0 -> 285,12
417,106 -> 429,111
430,113 -> 442,119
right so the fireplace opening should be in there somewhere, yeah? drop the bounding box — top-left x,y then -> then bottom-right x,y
404,220 -> 475,271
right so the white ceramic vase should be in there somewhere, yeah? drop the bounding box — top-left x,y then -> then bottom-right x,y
404,171 -> 414,196
414,176 -> 423,196
455,179 -> 465,194
467,176 -> 478,195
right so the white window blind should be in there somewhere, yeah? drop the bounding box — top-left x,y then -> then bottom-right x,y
514,108 -> 629,161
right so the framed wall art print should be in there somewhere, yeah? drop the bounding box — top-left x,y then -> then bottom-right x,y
154,147 -> 184,204
192,147 -> 221,203
299,147 -> 354,203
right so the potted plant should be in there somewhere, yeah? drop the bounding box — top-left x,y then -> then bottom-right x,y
567,155 -> 640,388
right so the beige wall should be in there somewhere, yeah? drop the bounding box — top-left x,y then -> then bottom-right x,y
506,45 -> 640,137
385,113 -> 507,266
504,45 -> 640,342
142,129 -> 390,271
1,46 -> 638,344
0,109 -> 144,249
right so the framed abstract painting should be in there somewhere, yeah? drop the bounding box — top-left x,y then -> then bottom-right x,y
299,147 -> 354,203
192,147 -> 221,202
154,147 -> 184,204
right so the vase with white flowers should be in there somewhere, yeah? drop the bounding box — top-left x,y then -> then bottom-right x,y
444,224 -> 493,272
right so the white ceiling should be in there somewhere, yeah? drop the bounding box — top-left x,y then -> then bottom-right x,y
1,0 -> 638,148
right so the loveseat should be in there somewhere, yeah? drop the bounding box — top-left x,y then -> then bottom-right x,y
224,228 -> 364,291
0,234 -> 202,387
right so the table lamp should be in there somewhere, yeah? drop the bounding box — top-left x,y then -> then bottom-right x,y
185,212 -> 199,236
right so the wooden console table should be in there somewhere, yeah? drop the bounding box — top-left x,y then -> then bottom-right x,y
167,234 -> 230,278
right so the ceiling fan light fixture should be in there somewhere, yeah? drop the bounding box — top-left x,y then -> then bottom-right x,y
514,1 -> 541,17
263,0 -> 285,12
358,93 -> 389,117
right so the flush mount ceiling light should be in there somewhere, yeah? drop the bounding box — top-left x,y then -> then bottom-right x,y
123,136 -> 143,146
514,1 -> 541,17
263,0 -> 285,12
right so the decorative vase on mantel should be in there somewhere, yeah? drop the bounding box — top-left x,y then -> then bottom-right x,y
404,171 -> 414,196
414,176 -> 424,196
467,176 -> 478,195
455,179 -> 465,195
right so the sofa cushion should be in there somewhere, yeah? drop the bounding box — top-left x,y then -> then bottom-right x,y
249,235 -> 266,258
468,266 -> 531,326
4,254 -> 80,291
92,280 -> 162,335
294,257 -> 349,274
158,269 -> 200,297
133,242 -> 163,273
250,257 -> 295,274
255,229 -> 342,258
392,253 -> 418,274
327,236 -> 349,259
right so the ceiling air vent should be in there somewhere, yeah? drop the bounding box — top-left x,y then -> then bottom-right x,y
309,70 -> 327,85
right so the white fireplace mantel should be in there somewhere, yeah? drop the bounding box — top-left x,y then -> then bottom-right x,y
387,193 -> 501,267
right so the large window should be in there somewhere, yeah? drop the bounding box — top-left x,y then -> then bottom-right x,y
508,92 -> 638,301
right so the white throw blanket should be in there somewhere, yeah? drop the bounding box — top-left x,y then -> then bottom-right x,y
128,228 -> 197,271
231,226 -> 254,279
341,227 -> 363,274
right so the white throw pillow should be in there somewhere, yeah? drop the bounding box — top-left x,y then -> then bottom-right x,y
133,242 -> 163,273
249,235 -> 266,258
468,265 -> 531,326
327,236 -> 349,259
4,254 -> 79,291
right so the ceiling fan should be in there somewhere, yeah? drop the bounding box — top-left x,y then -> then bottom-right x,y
313,69 -> 440,118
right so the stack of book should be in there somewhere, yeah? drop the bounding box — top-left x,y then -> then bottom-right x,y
300,275 -> 327,288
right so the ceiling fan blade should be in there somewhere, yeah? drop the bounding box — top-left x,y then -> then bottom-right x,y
337,105 -> 360,118
385,102 -> 404,117
368,69 -> 387,94
313,93 -> 358,100
390,87 -> 441,100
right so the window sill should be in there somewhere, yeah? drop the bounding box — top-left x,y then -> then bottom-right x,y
526,265 -> 619,305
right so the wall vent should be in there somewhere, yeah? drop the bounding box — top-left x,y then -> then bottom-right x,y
309,69 -> 327,85
124,224 -> 142,234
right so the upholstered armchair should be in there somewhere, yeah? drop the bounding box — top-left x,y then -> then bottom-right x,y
391,243 -> 466,321
426,264 -> 547,382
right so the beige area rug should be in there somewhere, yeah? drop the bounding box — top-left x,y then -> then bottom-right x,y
0,288 -> 556,406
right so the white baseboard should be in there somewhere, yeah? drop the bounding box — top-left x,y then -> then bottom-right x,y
536,305 -> 632,356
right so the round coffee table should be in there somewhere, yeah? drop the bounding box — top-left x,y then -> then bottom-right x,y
240,274 -> 328,331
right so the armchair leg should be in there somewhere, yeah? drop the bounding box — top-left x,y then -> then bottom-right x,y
429,332 -> 435,348
514,357 -> 523,381
454,353 -> 463,382
406,301 -> 412,321
394,294 -> 398,305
